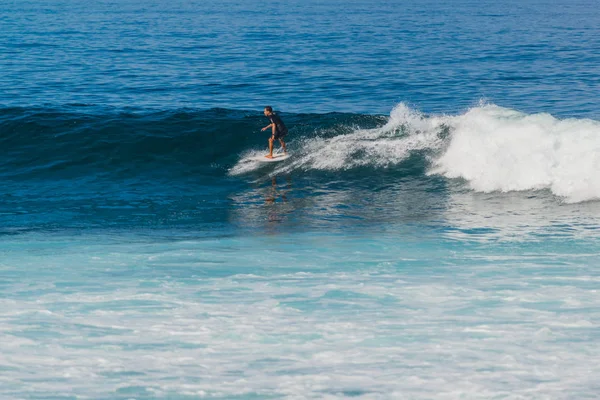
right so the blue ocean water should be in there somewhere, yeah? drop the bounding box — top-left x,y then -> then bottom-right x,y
1,0 -> 600,399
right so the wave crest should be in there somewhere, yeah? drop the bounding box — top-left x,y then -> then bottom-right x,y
229,103 -> 446,175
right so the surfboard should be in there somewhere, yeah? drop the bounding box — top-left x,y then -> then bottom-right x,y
249,153 -> 290,162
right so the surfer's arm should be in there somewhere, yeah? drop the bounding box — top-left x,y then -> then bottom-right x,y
261,123 -> 274,131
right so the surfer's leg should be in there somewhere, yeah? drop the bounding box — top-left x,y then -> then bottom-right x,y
279,139 -> 287,154
266,137 -> 274,158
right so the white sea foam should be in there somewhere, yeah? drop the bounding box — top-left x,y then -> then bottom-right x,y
431,104 -> 600,203
2,234 -> 600,399
229,103 -> 446,176
230,103 -> 600,203
286,103 -> 444,172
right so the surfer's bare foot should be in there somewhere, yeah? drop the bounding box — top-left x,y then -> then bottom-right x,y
265,155 -> 273,159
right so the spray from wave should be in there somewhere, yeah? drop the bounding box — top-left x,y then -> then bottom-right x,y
229,104 -> 448,175
432,105 -> 600,203
231,103 -> 600,204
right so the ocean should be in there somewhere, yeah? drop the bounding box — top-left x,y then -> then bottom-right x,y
1,0 -> 600,399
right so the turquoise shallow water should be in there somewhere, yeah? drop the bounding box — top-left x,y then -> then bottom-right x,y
2,0 -> 600,398
2,231 -> 600,398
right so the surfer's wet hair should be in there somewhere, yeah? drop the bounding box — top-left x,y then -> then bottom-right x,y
264,106 -> 273,113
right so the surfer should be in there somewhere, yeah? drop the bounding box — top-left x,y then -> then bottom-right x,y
261,106 -> 287,158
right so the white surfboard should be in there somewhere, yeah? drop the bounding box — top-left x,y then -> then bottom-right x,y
249,153 -> 290,163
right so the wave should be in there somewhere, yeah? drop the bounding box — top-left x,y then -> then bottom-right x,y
0,106 -> 382,180
1,104 -> 599,203
230,103 -> 600,203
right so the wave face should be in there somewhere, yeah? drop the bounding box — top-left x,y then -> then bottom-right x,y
0,107 -> 260,181
2,104 -> 600,203
0,107 -> 386,182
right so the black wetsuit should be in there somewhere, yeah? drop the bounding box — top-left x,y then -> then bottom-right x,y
269,113 -> 288,140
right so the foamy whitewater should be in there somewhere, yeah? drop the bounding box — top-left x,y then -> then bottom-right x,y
434,105 -> 600,203
3,233 -> 600,399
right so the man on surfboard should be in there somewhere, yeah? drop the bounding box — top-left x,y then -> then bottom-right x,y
261,106 -> 287,159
